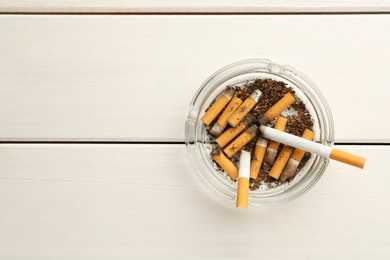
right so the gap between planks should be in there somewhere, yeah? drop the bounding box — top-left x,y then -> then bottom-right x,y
2,12 -> 390,15
0,141 -> 389,146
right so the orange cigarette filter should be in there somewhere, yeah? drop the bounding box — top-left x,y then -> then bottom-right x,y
268,145 -> 294,180
210,96 -> 243,136
250,138 -> 268,179
227,89 -> 262,127
258,93 -> 296,125
329,149 -> 366,169
236,150 -> 251,208
212,150 -> 238,180
202,89 -> 235,126
236,178 -> 249,208
215,115 -> 254,148
280,129 -> 315,183
223,125 -> 258,158
264,116 -> 288,165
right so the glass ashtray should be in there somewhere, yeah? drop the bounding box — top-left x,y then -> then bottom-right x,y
185,59 -> 334,206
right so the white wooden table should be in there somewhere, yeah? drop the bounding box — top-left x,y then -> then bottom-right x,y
0,1 -> 389,259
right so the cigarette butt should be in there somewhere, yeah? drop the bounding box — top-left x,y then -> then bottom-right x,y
264,149 -> 278,166
223,125 -> 258,158
268,145 -> 294,180
264,117 -> 288,165
236,151 -> 250,208
210,96 -> 243,136
258,93 -> 296,125
260,125 -> 366,169
202,89 -> 235,126
212,150 -> 238,180
330,149 -> 366,169
227,89 -> 262,127
250,138 -> 268,179
280,159 -> 300,183
216,115 -> 254,148
280,129 -> 315,183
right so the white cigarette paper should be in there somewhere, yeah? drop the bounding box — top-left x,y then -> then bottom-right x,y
239,151 -> 251,178
260,125 -> 332,158
236,150 -> 251,208
250,89 -> 263,103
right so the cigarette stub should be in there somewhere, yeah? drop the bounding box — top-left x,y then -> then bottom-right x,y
260,125 -> 366,169
227,89 -> 262,127
215,115 -> 254,148
212,150 -> 238,180
210,96 -> 243,136
258,93 -> 295,125
236,150 -> 250,208
223,125 -> 258,158
264,116 -> 288,165
250,138 -> 268,179
268,145 -> 294,180
280,129 -> 315,183
202,89 -> 235,126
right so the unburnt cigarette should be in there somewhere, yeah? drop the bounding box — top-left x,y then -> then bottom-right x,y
202,89 -> 235,126
215,115 -> 254,148
250,138 -> 268,179
236,150 -> 250,208
210,96 -> 243,136
268,145 -> 294,180
258,93 -> 296,125
212,150 -> 238,180
260,125 -> 366,169
227,89 -> 262,127
223,125 -> 258,158
264,116 -> 288,165
280,129 -> 315,183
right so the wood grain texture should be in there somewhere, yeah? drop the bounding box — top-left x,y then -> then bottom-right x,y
1,15 -> 390,142
0,0 -> 390,13
0,144 -> 388,259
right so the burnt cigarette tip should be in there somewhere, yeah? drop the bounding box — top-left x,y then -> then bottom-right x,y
280,159 -> 299,183
223,89 -> 236,99
280,172 -> 293,183
248,125 -> 259,136
279,175 -> 289,183
256,137 -> 268,147
243,114 -> 255,126
264,148 -> 277,165
250,89 -> 263,102
209,123 -> 224,137
258,115 -> 271,126
211,149 -> 222,157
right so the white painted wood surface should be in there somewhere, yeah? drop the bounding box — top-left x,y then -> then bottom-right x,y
1,15 -> 390,142
0,144 -> 388,259
0,0 -> 390,13
0,4 -> 388,258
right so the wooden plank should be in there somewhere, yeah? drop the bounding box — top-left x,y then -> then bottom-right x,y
0,144 -> 388,259
0,0 -> 390,13
0,15 -> 389,142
